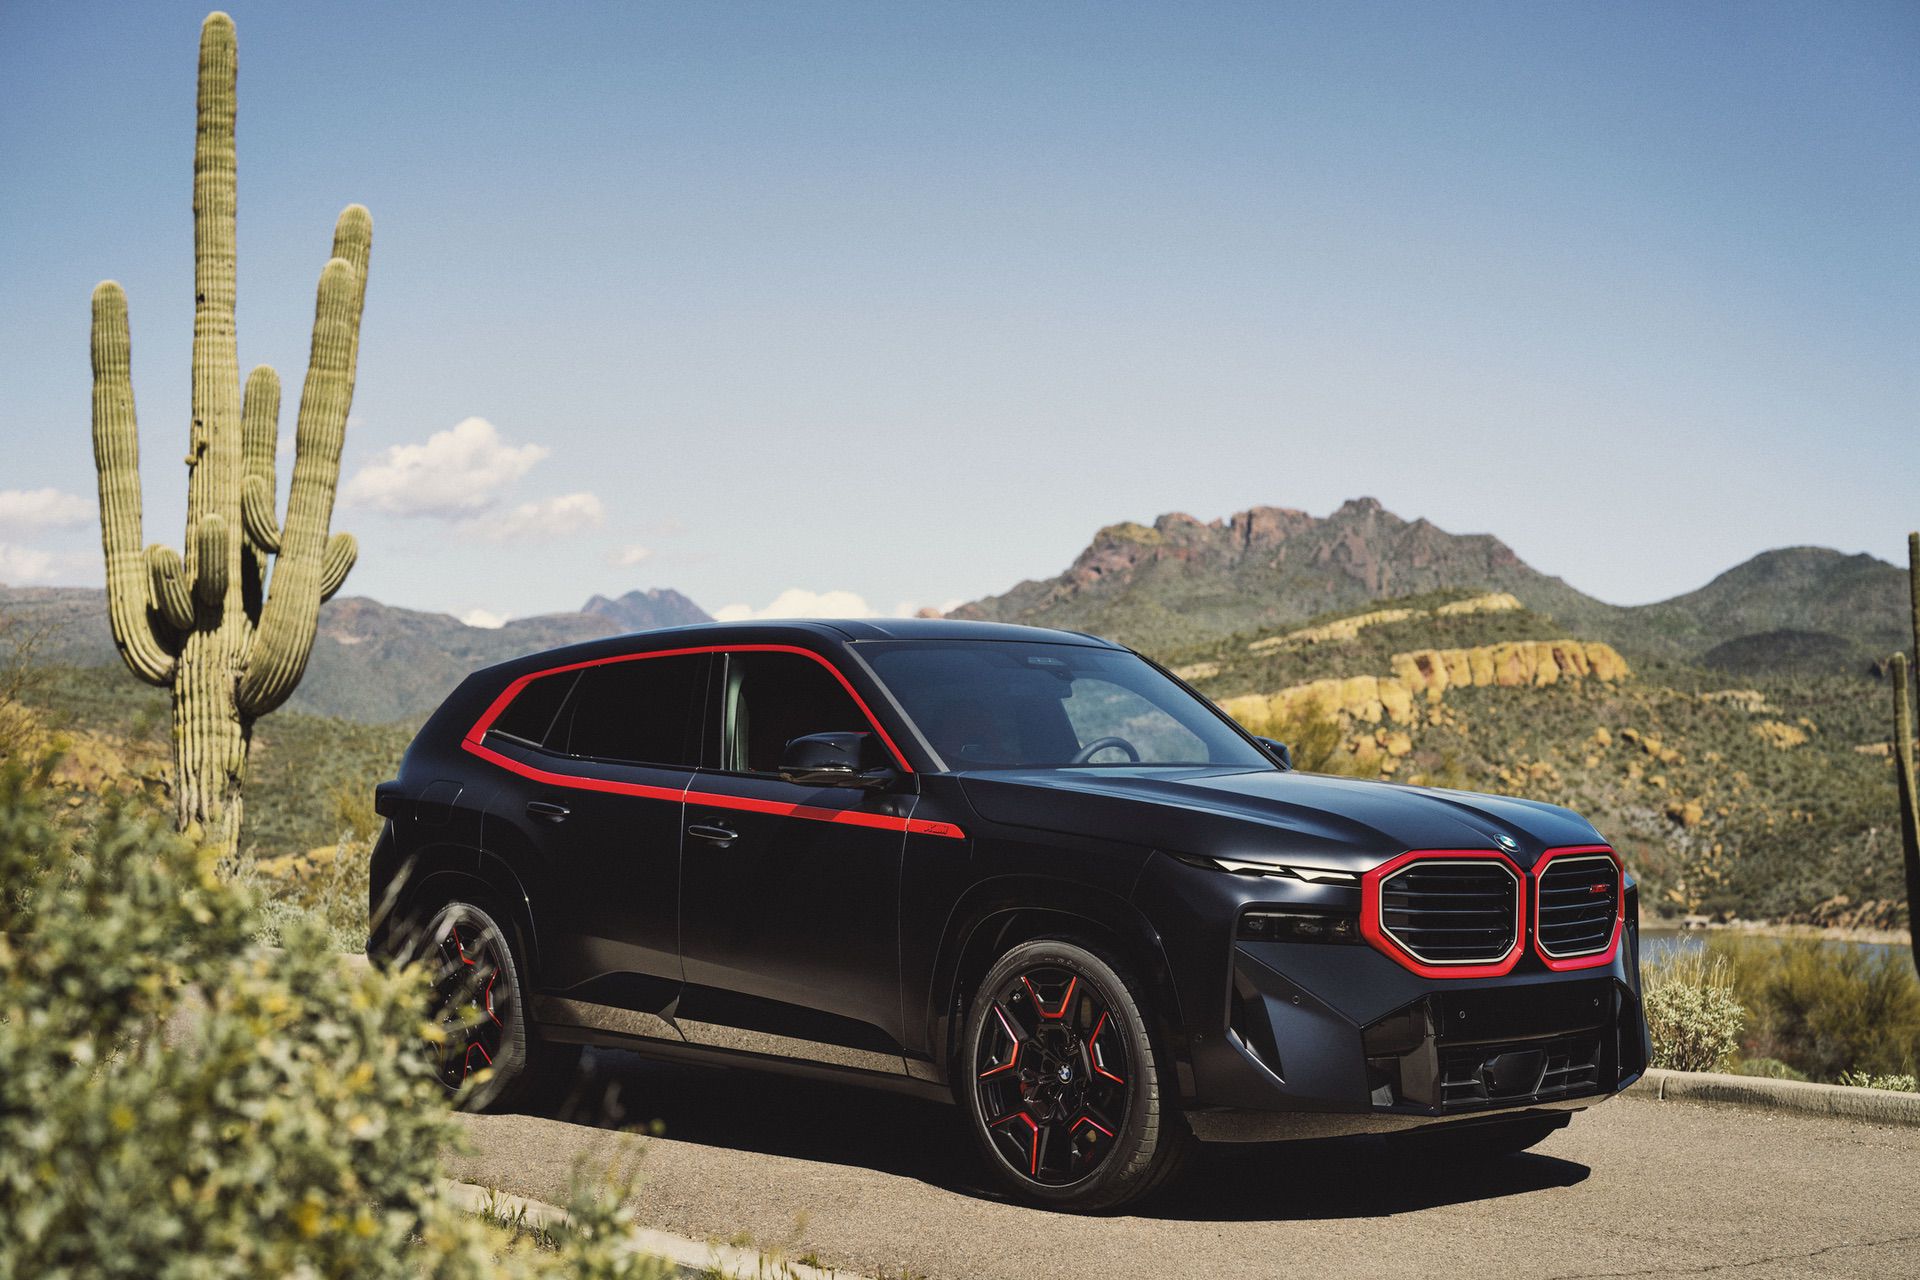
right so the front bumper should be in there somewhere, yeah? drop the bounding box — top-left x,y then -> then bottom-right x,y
1181,925 -> 1649,1141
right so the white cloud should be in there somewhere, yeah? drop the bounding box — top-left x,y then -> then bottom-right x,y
465,492 -> 605,542
461,608 -> 509,629
608,544 -> 653,567
0,544 -> 57,584
343,417 -> 548,517
0,544 -> 97,586
713,588 -> 881,621
0,488 -> 92,532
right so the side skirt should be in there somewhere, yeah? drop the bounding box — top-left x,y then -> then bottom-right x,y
532,996 -> 953,1104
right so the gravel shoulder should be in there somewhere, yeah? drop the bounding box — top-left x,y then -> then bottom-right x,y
447,1051 -> 1920,1280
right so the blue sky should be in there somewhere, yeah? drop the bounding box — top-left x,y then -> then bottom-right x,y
2,2 -> 1914,625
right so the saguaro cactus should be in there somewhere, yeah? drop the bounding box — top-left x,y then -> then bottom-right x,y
89,12 -> 368,852
1894,533 -> 1920,978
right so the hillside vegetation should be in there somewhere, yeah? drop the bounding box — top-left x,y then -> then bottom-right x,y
10,665 -> 409,872
1167,593 -> 1907,928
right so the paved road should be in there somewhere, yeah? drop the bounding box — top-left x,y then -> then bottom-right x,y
449,1049 -> 1920,1279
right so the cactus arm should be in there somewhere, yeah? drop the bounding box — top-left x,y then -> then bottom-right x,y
330,204 -> 372,396
240,366 -> 282,555
193,514 -> 229,606
186,11 -> 242,589
318,531 -> 357,602
238,255 -> 360,716
241,475 -> 281,553
1893,654 -> 1920,978
88,281 -> 175,686
147,545 -> 195,632
1909,532 -> 1918,681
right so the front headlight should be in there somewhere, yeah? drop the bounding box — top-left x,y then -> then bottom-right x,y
1238,907 -> 1361,943
1166,849 -> 1358,884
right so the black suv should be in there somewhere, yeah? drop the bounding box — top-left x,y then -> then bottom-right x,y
371,619 -> 1649,1210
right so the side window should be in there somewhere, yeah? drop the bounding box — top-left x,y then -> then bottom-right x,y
551,653 -> 708,767
722,651 -> 873,774
487,671 -> 578,748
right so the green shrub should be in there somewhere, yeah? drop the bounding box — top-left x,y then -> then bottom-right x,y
1643,950 -> 1746,1072
1837,1070 -> 1919,1092
0,756 -> 665,1278
1712,937 -> 1920,1081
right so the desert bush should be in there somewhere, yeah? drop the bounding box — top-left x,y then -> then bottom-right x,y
1714,936 -> 1920,1081
1837,1070 -> 1919,1092
0,756 -> 664,1278
1642,949 -> 1745,1072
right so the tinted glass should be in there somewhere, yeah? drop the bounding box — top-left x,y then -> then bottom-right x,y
722,651 -> 872,774
553,654 -> 708,767
487,670 -> 578,748
863,641 -> 1271,770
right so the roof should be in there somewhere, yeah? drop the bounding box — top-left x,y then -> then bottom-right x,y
470,617 -> 1123,684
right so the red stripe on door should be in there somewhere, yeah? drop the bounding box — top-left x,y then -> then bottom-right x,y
461,739 -> 966,840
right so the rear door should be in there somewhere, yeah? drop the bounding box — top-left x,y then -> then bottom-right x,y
676,648 -> 914,1073
479,652 -> 710,1020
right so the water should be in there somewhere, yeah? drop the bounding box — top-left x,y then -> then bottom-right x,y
1639,927 -> 1907,968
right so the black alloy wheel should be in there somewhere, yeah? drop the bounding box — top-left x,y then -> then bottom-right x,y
428,910 -> 509,1094
409,899 -> 563,1112
962,939 -> 1191,1210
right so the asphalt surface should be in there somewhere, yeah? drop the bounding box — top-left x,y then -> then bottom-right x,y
449,1048 -> 1920,1279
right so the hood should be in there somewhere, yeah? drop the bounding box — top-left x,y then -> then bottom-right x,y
955,766 -> 1605,873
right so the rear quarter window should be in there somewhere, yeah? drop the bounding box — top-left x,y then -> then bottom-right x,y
552,654 -> 709,767
486,670 -> 579,747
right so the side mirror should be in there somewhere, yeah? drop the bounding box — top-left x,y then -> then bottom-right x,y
1256,736 -> 1294,771
778,731 -> 897,789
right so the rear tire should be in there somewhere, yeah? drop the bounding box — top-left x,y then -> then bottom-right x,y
404,899 -> 576,1113
959,938 -> 1193,1211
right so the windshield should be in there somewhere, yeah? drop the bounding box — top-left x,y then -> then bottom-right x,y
861,640 -> 1273,771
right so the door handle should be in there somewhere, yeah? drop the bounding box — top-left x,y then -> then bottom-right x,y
687,823 -> 738,845
526,800 -> 571,822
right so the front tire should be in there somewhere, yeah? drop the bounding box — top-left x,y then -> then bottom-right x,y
406,899 -> 575,1113
959,938 -> 1192,1211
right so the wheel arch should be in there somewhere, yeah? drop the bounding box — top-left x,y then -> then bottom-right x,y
370,840 -> 541,980
930,878 -> 1188,1089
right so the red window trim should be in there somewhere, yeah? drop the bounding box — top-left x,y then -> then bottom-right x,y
465,643 -> 913,773
461,644 -> 965,841
1359,848 -> 1527,980
1531,845 -> 1625,971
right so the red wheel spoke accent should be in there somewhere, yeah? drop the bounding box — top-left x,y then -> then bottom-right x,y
1022,1113 -> 1040,1175
460,1041 -> 492,1082
1070,1114 -> 1115,1139
979,1003 -> 1025,1077
1021,974 -> 1077,1020
1085,1013 -> 1125,1084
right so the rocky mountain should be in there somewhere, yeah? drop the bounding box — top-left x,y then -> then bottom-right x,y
951,498 -> 1906,667
581,588 -> 711,632
0,585 -> 712,725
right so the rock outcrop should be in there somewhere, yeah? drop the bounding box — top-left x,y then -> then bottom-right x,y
1218,640 -> 1632,737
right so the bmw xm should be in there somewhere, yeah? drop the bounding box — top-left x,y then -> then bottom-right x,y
370,619 -> 1650,1211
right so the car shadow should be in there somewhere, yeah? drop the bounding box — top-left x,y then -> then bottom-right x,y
536,1047 -> 1591,1221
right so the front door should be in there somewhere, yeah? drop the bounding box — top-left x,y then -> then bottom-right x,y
677,648 -> 912,1073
